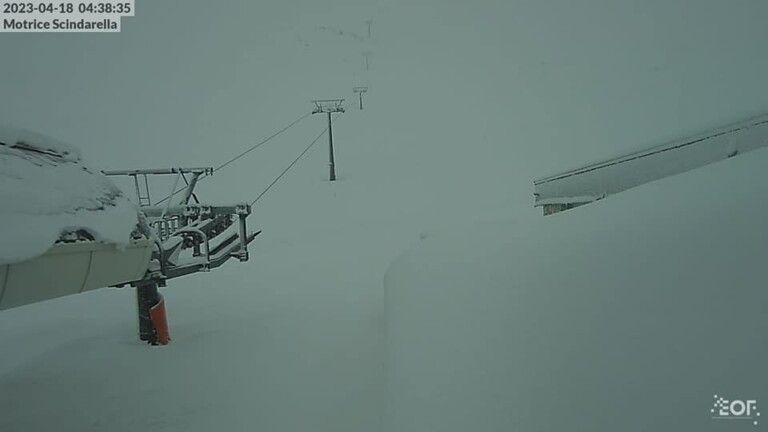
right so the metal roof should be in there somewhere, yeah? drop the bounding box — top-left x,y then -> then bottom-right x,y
533,113 -> 768,207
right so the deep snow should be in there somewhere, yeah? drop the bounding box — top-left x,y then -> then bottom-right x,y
385,146 -> 768,432
1,1 -> 768,431
0,125 -> 138,265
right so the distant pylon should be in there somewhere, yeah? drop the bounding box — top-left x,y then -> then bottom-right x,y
353,87 -> 368,110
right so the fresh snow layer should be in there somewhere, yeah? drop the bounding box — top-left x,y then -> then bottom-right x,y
384,148 -> 768,431
3,2 -> 768,432
0,124 -> 80,161
0,125 -> 139,265
534,115 -> 768,207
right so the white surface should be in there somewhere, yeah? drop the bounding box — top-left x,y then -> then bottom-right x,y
1,1 -> 768,432
533,114 -> 768,207
0,239 -> 153,310
0,124 -> 80,160
0,125 -> 139,265
384,147 -> 768,432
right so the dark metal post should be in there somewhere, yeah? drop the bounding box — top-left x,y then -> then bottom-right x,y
312,99 -> 344,182
327,111 -> 336,181
237,214 -> 249,261
353,87 -> 368,111
137,282 -> 160,345
142,174 -> 151,206
133,175 -> 141,204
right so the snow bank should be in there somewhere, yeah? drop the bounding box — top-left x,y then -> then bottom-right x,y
384,149 -> 768,431
0,125 -> 139,265
0,125 -> 80,161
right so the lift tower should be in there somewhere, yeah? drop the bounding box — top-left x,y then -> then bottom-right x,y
312,99 -> 345,181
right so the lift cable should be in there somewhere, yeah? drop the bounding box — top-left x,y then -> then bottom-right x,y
153,111 -> 312,206
214,111 -> 312,172
250,113 -> 343,206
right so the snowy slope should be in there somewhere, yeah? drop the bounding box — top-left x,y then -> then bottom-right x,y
1,1 -> 768,432
0,125 -> 138,265
384,147 -> 768,432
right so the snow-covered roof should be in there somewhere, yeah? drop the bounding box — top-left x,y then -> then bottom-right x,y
0,125 -> 139,265
533,113 -> 768,207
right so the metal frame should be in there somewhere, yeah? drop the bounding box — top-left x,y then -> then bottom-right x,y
103,167 -> 259,344
532,113 -> 768,215
312,99 -> 345,114
140,203 -> 258,282
103,167 -> 213,207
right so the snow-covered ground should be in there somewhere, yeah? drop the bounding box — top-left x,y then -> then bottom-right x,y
385,147 -> 768,432
1,1 -> 768,431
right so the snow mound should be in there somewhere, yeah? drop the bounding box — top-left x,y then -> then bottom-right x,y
0,125 -> 80,161
384,149 -> 768,431
0,125 -> 139,265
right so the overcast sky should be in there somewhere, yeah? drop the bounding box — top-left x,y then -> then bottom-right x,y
3,3 -> 768,431
2,0 -> 768,207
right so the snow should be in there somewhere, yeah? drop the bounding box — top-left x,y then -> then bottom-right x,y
1,1 -> 768,431
534,114 -> 768,207
0,124 -> 80,161
384,148 -> 768,432
0,125 -> 139,265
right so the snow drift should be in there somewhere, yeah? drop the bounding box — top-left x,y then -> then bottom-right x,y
384,148 -> 768,431
0,125 -> 139,265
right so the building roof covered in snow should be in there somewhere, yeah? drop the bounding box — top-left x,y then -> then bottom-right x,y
0,125 -> 139,265
533,113 -> 768,210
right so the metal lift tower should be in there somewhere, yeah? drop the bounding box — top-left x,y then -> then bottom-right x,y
353,87 -> 368,110
312,99 -> 345,181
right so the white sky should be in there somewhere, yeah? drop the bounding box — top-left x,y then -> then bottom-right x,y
2,2 -> 768,431
2,0 -> 767,179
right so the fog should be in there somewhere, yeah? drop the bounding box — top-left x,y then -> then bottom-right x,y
1,1 -> 768,431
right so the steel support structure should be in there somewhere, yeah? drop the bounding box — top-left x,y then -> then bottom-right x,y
312,100 -> 345,182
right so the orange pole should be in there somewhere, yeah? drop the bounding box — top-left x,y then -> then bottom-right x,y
149,295 -> 171,345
